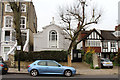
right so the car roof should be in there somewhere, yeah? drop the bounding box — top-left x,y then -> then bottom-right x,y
35,60 -> 56,62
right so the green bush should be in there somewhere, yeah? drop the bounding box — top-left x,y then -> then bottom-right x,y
85,52 -> 93,64
15,51 -> 67,62
90,64 -> 94,69
95,67 -> 100,69
110,52 -> 120,66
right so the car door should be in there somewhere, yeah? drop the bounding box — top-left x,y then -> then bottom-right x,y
46,61 -> 64,74
37,61 -> 48,74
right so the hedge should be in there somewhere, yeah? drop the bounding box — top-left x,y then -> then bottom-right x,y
15,51 -> 67,62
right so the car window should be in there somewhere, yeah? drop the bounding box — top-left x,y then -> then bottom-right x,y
105,59 -> 110,62
38,61 -> 46,66
47,61 -> 58,66
101,59 -> 104,62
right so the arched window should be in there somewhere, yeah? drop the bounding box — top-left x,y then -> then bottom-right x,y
49,30 -> 57,41
4,16 -> 13,27
49,30 -> 57,48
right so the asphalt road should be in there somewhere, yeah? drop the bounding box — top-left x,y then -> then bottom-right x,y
0,73 -> 119,80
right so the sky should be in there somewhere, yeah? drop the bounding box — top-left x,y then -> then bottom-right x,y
32,0 -> 120,31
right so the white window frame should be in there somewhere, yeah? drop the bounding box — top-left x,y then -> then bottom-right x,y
4,16 -> 13,28
4,47 -> 10,53
5,3 -> 12,12
5,3 -> 26,12
103,41 -> 108,48
4,30 -> 11,41
111,41 -> 116,48
49,30 -> 57,48
49,30 -> 57,41
20,16 -> 26,29
21,4 -> 26,12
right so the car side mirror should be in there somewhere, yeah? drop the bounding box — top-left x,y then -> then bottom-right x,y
58,64 -> 61,67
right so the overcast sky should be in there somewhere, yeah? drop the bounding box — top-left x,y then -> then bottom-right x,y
32,0 -> 120,31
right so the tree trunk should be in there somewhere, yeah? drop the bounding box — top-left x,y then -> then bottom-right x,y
68,53 -> 72,67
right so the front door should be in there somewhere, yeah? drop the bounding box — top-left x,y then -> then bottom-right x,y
73,49 -> 82,62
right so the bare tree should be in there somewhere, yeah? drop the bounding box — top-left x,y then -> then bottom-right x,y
58,0 -> 102,66
8,1 -> 23,70
9,1 -> 23,51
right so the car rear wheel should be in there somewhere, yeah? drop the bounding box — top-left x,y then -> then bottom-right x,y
64,70 -> 72,77
30,69 -> 38,77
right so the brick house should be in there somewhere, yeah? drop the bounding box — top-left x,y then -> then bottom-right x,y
76,26 -> 120,60
0,1 -> 37,61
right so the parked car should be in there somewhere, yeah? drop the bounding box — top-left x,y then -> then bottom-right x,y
28,60 -> 76,77
101,58 -> 113,68
0,57 -> 8,74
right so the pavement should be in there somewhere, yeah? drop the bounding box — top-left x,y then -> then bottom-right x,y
8,62 -> 119,75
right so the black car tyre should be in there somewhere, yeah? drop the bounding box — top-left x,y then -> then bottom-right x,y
30,69 -> 38,77
101,64 -> 104,68
64,70 -> 72,77
110,66 -> 113,69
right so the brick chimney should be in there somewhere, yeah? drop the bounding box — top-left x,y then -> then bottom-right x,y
115,24 -> 120,31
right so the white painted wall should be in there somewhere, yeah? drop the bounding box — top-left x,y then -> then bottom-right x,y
34,24 -> 70,51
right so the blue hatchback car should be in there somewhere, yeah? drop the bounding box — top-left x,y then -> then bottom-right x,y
28,60 -> 76,77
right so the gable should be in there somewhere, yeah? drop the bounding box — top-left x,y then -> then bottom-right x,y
80,29 -> 104,41
87,31 -> 102,40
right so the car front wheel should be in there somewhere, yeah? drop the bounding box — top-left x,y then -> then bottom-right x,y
64,70 -> 72,77
30,69 -> 38,77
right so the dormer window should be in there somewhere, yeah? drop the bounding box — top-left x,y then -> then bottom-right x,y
20,16 -> 26,29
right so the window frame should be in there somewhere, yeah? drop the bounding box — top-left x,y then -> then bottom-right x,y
49,30 -> 57,41
4,30 -> 10,41
103,41 -> 108,49
111,41 -> 116,48
4,16 -> 13,28
5,3 -> 26,12
49,30 -> 57,48
20,16 -> 26,29
5,3 -> 12,12
21,4 -> 26,12
47,61 -> 59,67
37,61 -> 47,66
4,47 -> 10,54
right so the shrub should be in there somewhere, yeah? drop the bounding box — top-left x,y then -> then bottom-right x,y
95,67 -> 100,69
85,52 -> 93,64
14,51 -> 67,62
90,63 -> 94,69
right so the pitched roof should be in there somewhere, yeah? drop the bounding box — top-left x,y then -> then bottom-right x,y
101,30 -> 118,40
80,28 -> 104,41
79,29 -> 119,41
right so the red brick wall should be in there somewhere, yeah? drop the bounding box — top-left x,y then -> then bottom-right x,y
119,48 -> 120,52
85,47 -> 101,53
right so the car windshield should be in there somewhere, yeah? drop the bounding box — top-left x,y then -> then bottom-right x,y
104,59 -> 110,62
